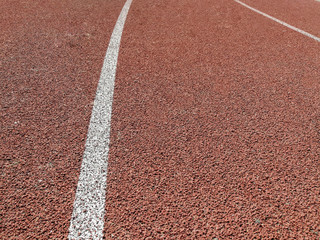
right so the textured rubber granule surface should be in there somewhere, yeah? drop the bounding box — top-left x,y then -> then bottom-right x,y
104,0 -> 319,239
242,0 -> 320,37
1,0 -> 319,239
0,0 -> 124,238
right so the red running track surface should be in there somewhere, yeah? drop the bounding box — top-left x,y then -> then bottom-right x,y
241,0 -> 320,37
1,0 -> 320,239
0,0 -> 125,238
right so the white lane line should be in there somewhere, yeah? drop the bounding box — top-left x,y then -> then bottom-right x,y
68,0 -> 133,239
234,0 -> 320,42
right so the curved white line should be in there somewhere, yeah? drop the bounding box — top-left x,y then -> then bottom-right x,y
234,0 -> 320,42
68,0 -> 133,239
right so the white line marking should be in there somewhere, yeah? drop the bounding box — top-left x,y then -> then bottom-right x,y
234,0 -> 320,42
68,0 -> 133,239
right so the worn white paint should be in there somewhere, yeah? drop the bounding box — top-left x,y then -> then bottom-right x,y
68,0 -> 133,239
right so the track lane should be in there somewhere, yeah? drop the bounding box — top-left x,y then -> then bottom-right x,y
1,0 -> 319,238
0,0 -> 125,238
240,0 -> 320,37
104,0 -> 319,238
234,0 -> 320,42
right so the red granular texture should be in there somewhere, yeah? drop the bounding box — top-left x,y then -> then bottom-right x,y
104,0 -> 319,239
0,0 -> 125,238
1,0 -> 319,238
242,0 -> 320,38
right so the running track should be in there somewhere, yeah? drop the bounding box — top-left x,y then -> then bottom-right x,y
1,0 -> 319,239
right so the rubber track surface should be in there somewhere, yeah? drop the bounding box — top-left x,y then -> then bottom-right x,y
104,0 -> 319,238
0,0 -> 125,238
1,0 -> 320,239
242,0 -> 320,37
